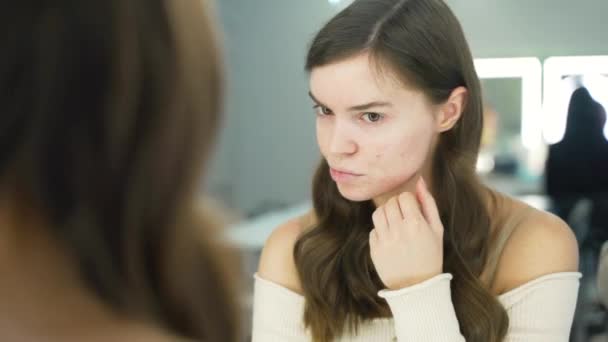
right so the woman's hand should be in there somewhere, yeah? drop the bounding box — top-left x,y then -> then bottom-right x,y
370,177 -> 444,290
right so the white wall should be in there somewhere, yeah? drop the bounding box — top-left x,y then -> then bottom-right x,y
446,0 -> 608,58
209,0 -> 608,214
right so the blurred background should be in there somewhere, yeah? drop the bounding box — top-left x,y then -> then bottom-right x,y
205,0 -> 608,340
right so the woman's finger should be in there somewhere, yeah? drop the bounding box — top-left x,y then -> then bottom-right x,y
397,191 -> 422,225
416,177 -> 442,232
372,207 -> 389,238
384,197 -> 403,228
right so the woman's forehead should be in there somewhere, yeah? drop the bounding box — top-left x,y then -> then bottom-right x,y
309,54 -> 422,109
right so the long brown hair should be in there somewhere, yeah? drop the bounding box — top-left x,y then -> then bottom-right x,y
294,0 -> 508,341
0,0 -> 236,340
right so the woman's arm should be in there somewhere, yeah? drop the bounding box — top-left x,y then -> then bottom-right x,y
381,209 -> 580,342
253,218 -> 309,341
380,272 -> 580,342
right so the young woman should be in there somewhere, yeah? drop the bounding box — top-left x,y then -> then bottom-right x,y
0,0 -> 237,340
253,0 -> 581,341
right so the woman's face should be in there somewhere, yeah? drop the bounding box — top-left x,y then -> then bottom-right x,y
310,54 -> 441,204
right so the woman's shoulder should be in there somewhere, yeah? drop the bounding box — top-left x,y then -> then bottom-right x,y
256,211 -> 316,294
491,197 -> 579,295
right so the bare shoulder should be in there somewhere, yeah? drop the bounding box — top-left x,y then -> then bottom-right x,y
493,202 -> 579,294
256,211 -> 316,294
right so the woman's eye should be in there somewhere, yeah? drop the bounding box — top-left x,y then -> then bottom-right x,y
315,105 -> 332,116
362,112 -> 383,123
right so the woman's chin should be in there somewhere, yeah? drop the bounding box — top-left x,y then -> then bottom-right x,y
336,181 -> 407,204
336,184 -> 377,202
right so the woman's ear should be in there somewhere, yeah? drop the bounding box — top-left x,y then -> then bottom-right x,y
436,86 -> 467,132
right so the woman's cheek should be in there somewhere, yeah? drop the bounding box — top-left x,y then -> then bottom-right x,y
371,133 -> 431,185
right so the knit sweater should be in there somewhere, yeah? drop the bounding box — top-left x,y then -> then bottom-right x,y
252,271 -> 581,341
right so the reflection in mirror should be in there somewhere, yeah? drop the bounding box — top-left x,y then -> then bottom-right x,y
211,1 -> 608,339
